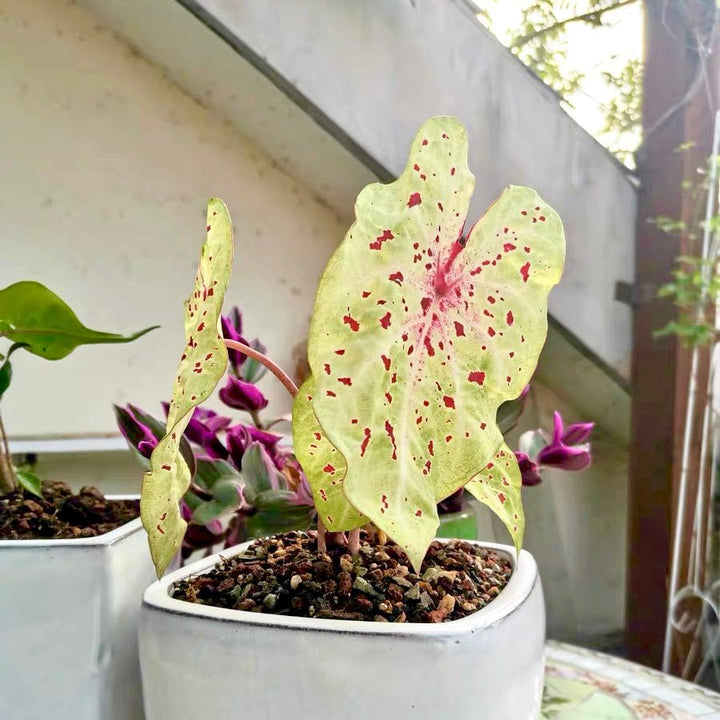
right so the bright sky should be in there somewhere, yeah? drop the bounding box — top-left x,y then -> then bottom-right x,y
473,1 -> 644,163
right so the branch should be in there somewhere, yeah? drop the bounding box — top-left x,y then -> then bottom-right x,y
510,0 -> 639,48
223,339 -> 298,398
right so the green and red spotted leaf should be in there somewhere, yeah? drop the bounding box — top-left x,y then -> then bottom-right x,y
465,442 -> 524,555
305,116 -> 564,571
141,198 -> 233,578
293,376 -> 367,531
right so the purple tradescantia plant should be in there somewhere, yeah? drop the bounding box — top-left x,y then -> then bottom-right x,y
115,308 -> 314,561
515,411 -> 594,487
219,376 -> 268,413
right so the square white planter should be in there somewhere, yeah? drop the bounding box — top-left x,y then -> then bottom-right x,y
0,495 -> 155,720
140,539 -> 545,720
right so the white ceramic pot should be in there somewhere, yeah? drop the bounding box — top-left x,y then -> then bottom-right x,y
0,495 -> 155,720
140,539 -> 545,720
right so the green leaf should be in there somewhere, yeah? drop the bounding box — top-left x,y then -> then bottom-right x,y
0,360 -> 11,400
246,490 -> 315,538
292,377 -> 368,531
0,281 -> 158,360
303,117 -> 564,571
195,458 -> 240,489
190,476 -> 242,526
0,344 -> 30,401
15,468 -> 42,497
191,500 -> 228,525
465,443 -> 524,555
141,198 -> 234,578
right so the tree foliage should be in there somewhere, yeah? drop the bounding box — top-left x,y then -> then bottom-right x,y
477,0 -> 643,165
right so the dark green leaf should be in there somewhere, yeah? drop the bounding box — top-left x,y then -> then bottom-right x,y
0,281 -> 158,360
0,360 -> 11,400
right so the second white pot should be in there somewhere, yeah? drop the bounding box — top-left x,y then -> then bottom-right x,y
140,538 -> 545,720
0,496 -> 155,720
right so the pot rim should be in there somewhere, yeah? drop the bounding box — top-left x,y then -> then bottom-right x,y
143,537 -> 539,638
0,494 -> 142,548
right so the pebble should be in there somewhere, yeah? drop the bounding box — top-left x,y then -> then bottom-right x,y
263,594 -> 278,610
438,594 -> 456,615
404,584 -> 421,601
290,575 -> 303,590
353,576 -> 376,596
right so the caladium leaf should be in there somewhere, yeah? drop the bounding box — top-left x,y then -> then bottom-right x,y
305,116 -> 564,571
141,198 -> 233,578
465,442 -> 524,554
0,281 -> 157,360
293,376 -> 367,531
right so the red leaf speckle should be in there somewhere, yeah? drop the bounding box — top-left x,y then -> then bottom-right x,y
360,428 -> 371,457
468,371 -> 485,386
385,420 -> 397,460
369,229 -> 395,251
407,192 -> 422,208
506,310 -> 514,326
443,396 -> 456,409
379,311 -> 392,329
520,262 -> 530,282
343,314 -> 360,332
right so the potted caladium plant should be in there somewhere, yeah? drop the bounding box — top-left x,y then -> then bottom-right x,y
138,116 -> 565,720
114,311 -> 538,559
0,281 -> 157,720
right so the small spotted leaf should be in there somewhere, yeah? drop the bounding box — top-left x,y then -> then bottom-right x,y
141,198 -> 233,578
293,376 -> 367,531
305,116 -> 564,571
465,442 -> 524,555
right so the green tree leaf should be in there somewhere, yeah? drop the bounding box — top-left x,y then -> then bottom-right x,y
15,468 -> 42,498
141,198 -> 234,578
465,442 -> 524,554
0,281 -> 158,360
293,376 -> 367,531
0,360 -> 12,401
304,117 -> 564,570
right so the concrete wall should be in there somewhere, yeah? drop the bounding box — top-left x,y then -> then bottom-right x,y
0,0 -> 350,439
174,0 -> 637,377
